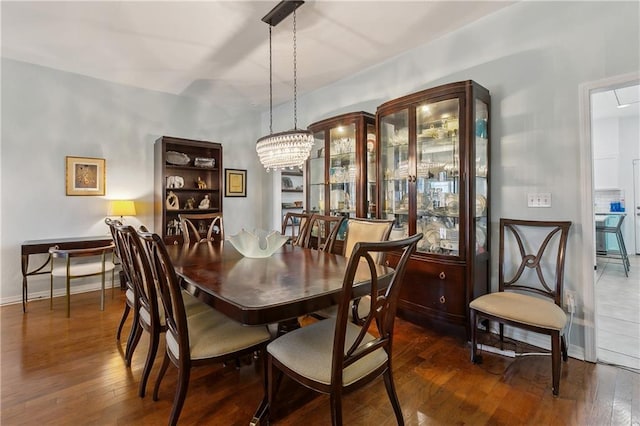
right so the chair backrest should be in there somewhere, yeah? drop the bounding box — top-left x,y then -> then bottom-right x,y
281,212 -> 311,246
106,217 -> 127,276
331,233 -> 422,386
116,224 -> 161,329
179,212 -> 224,244
301,214 -> 345,253
343,218 -> 394,262
137,230 -> 190,362
499,218 -> 571,306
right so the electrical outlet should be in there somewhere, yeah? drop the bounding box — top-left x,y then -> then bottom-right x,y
565,291 -> 576,313
527,192 -> 552,208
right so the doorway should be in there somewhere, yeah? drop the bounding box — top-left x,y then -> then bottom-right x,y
582,75 -> 639,370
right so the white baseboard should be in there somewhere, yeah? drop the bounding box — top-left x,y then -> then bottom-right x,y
1,281 -> 118,307
483,324 -> 585,361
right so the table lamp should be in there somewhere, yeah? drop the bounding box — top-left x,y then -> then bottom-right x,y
108,200 -> 137,222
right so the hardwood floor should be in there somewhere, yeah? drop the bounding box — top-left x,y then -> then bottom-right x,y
2,290 -> 638,425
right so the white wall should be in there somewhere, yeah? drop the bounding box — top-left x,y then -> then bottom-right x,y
2,1 -> 638,355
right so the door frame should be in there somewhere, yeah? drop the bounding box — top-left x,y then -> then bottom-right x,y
578,72 -> 640,363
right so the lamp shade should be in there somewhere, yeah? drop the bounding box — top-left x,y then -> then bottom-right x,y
109,200 -> 136,217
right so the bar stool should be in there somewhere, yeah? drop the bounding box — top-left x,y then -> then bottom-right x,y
596,214 -> 630,276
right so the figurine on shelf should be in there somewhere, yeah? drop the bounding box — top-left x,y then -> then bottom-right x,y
196,177 -> 207,189
198,195 -> 210,210
185,197 -> 196,210
166,191 -> 179,210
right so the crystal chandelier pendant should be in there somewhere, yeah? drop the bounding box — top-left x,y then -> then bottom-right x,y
256,129 -> 314,172
256,2 -> 312,172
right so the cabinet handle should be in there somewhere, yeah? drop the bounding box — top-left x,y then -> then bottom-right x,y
439,272 -> 446,280
439,296 -> 446,304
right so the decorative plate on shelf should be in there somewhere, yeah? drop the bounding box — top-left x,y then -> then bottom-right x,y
166,151 -> 190,166
194,157 -> 215,168
475,195 -> 487,216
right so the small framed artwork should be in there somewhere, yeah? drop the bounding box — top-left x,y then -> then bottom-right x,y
65,156 -> 106,196
225,168 -> 246,197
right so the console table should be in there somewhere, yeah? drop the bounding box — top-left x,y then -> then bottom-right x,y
21,236 -> 113,312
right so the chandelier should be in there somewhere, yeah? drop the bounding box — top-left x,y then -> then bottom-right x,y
256,0 -> 313,172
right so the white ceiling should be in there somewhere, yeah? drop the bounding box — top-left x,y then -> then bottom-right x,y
1,1 -> 515,115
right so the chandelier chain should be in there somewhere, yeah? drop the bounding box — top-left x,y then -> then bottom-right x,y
269,25 -> 273,135
293,10 -> 298,130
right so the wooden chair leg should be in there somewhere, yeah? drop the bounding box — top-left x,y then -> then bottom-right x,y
138,328 -> 160,398
551,330 -> 561,396
116,304 -> 131,340
153,352 -> 171,401
470,309 -> 482,363
267,355 -> 274,421
329,390 -> 343,426
382,368 -> 404,425
561,334 -> 569,362
125,322 -> 143,367
168,364 -> 190,426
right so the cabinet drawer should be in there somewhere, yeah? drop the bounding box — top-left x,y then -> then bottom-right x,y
398,259 -> 466,319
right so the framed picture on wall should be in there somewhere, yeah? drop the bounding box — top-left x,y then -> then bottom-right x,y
225,168 -> 246,197
65,156 -> 106,196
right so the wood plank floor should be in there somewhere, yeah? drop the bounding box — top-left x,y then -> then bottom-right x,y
2,290 -> 638,425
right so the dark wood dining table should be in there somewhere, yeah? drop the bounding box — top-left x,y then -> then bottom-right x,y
166,240 -> 393,326
165,240 -> 394,425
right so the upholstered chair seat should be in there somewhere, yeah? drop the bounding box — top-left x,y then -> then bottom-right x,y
267,318 -> 387,386
166,308 -> 271,361
470,292 -> 566,330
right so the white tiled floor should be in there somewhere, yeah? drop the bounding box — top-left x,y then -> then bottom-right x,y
595,253 -> 640,370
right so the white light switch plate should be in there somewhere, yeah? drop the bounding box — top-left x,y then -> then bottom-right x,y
528,192 -> 552,208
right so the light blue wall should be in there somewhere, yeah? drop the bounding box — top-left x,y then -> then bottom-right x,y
2,1 -> 638,354
267,1 -> 639,353
1,59 -> 266,302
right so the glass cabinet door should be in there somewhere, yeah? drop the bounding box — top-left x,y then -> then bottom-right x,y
329,124 -> 357,217
415,98 -> 460,256
366,123 -> 377,218
308,131 -> 325,214
474,99 -> 489,254
380,110 -> 410,240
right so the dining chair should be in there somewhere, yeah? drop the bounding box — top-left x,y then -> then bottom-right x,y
300,214 -> 345,253
266,233 -> 423,425
179,212 -> 224,243
106,218 -> 137,344
281,212 -> 311,246
49,242 -> 116,317
116,224 -> 212,398
138,231 -> 271,426
469,218 -> 571,396
314,218 -> 394,324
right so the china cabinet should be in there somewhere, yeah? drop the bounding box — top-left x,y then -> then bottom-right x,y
376,80 -> 490,337
307,111 -> 377,226
154,136 -> 223,244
